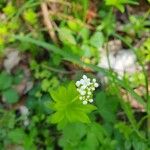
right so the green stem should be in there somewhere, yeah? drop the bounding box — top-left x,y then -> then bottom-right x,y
113,32 -> 150,139
42,64 -> 74,74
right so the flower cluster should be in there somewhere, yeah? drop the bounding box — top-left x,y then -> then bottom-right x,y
76,75 -> 99,105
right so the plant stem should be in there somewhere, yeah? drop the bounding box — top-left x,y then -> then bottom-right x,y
113,32 -> 150,139
42,64 -> 74,74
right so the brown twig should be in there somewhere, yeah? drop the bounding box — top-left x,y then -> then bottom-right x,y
46,0 -> 71,7
41,2 -> 58,44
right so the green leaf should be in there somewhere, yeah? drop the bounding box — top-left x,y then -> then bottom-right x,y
81,44 -> 92,57
0,72 -> 12,90
84,123 -> 108,150
3,2 -> 16,17
96,91 -> 119,122
23,9 -> 37,25
115,122 -> 132,139
0,111 -> 16,129
79,28 -> 90,41
2,88 -> 19,104
119,99 -> 137,128
41,79 -> 51,92
49,82 -> 96,128
59,122 -> 108,150
59,123 -> 87,149
90,32 -> 104,48
105,0 -> 138,13
132,134 -> 147,150
67,20 -> 82,32
8,128 -> 25,144
58,27 -> 76,45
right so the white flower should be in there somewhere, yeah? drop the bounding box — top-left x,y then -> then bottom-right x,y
89,99 -> 93,103
76,75 -> 99,105
83,75 -> 88,80
81,85 -> 87,90
91,87 -> 95,91
87,91 -> 92,95
83,100 -> 88,105
94,83 -> 99,88
80,90 -> 86,95
80,79 -> 85,85
79,96 -> 83,100
76,81 -> 81,87
92,79 -> 96,83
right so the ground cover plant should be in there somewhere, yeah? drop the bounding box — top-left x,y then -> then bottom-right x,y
0,0 -> 150,149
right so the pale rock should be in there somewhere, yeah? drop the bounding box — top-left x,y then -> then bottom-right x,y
99,49 -> 137,77
4,50 -> 21,73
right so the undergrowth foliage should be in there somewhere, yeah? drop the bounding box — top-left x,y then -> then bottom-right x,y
49,82 -> 96,129
0,0 -> 150,149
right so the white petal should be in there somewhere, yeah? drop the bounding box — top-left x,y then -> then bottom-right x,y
94,83 -> 99,88
81,85 -> 87,90
79,96 -> 83,100
87,82 -> 91,86
87,91 -> 92,95
87,78 -> 90,82
80,90 -> 86,95
80,79 -> 85,85
92,79 -> 96,83
91,87 -> 95,91
83,100 -> 87,105
89,99 -> 93,103
76,81 -> 81,87
83,75 -> 88,80
87,95 -> 90,98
